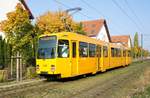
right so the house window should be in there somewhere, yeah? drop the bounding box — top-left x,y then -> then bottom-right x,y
91,24 -> 96,27
91,30 -> 95,34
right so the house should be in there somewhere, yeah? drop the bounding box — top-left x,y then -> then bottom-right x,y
82,19 -> 111,42
111,35 -> 132,48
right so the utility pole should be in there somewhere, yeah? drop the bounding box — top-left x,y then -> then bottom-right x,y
10,56 -> 13,78
61,7 -> 82,32
16,52 -> 19,82
141,34 -> 143,62
20,54 -> 22,81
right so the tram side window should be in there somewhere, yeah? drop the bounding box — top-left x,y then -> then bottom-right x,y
99,46 -> 101,57
96,45 -> 101,57
111,48 -> 115,57
120,49 -> 122,57
89,44 -> 96,57
113,48 -> 116,57
128,50 -> 131,57
57,40 -> 69,58
116,49 -> 118,57
116,48 -> 120,57
118,49 -> 121,57
116,48 -> 118,57
123,50 -> 126,57
79,42 -> 88,57
103,46 -> 108,57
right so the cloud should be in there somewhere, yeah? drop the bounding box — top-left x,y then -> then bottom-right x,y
0,0 -> 19,21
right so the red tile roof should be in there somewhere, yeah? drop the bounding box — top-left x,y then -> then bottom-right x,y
82,19 -> 111,42
111,35 -> 130,47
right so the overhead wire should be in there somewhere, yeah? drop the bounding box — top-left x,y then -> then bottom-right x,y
54,0 -> 144,36
53,0 -> 93,19
124,0 -> 145,30
112,0 -> 142,32
112,0 -> 147,49
53,0 -> 149,51
81,0 -> 106,18
54,0 -> 128,34
81,0 -> 125,33
54,0 -> 123,35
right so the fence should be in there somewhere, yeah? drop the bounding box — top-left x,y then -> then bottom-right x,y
0,52 -> 27,82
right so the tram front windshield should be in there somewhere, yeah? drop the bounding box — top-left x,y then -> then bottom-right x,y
37,36 -> 57,59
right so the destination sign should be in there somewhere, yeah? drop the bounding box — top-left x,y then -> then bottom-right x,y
40,36 -> 56,40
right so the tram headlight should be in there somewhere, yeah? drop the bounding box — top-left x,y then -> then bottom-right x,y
51,65 -> 55,72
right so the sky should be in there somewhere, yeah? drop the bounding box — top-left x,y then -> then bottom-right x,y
0,0 -> 19,21
0,0 -> 150,50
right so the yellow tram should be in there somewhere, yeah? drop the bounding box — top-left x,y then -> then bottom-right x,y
36,32 -> 132,78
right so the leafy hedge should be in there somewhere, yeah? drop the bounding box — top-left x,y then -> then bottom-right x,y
0,36 -> 12,69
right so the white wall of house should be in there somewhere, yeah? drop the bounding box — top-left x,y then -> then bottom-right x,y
96,25 -> 109,42
128,37 -> 131,48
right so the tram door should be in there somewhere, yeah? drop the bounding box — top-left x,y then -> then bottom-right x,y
71,41 -> 78,76
96,45 -> 101,71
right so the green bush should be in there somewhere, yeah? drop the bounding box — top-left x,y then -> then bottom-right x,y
0,36 -> 12,69
26,66 -> 37,79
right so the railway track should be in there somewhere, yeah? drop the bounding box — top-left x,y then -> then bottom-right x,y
0,59 -> 149,98
0,79 -> 61,97
0,79 -> 45,90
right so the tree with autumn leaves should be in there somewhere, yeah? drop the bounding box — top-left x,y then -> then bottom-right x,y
133,32 -> 150,58
0,3 -> 36,66
36,11 -> 86,35
0,3 -> 86,66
